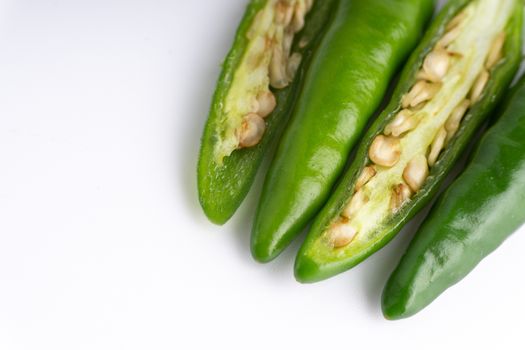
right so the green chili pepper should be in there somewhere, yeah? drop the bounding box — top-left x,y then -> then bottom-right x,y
382,75 -> 525,320
251,0 -> 434,262
295,0 -> 522,283
197,0 -> 336,225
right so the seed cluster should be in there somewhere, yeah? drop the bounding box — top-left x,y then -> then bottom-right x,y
237,0 -> 313,150
327,10 -> 506,249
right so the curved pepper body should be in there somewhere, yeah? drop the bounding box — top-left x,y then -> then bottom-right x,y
198,0 -> 336,225
295,0 -> 522,282
251,0 -> 434,262
382,76 -> 525,320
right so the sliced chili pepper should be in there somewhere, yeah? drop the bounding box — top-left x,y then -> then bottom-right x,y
382,74 -> 525,320
198,0 -> 336,225
251,0 -> 435,262
295,0 -> 523,283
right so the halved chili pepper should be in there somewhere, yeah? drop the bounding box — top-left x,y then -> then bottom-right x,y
295,0 -> 523,283
198,0 -> 337,225
251,0 -> 435,262
382,74 -> 525,320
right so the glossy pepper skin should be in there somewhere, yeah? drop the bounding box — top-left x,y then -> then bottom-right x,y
295,0 -> 523,283
198,0 -> 336,225
251,0 -> 434,262
382,76 -> 525,320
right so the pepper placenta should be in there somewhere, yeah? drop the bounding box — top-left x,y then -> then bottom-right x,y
295,0 -> 523,283
198,0 -> 336,225
382,74 -> 525,320
251,0 -> 434,262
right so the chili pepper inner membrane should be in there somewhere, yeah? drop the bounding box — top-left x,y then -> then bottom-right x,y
215,0 -> 314,164
313,0 -> 515,259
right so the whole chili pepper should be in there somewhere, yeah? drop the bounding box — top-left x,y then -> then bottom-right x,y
382,75 -> 525,320
295,0 -> 523,283
251,0 -> 434,262
198,0 -> 337,225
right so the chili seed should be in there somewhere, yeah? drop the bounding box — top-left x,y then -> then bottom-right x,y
292,2 -> 306,33
270,46 -> 289,89
390,184 -> 412,213
305,0 -> 314,12
384,109 -> 419,137
428,127 -> 447,166
369,135 -> 401,167
276,1 -> 294,27
298,36 -> 310,49
402,81 -> 441,108
420,49 -> 450,82
446,11 -> 467,31
239,113 -> 266,148
257,91 -> 277,118
445,99 -> 470,140
437,26 -> 461,49
355,166 -> 376,191
486,32 -> 506,69
283,31 -> 294,57
469,69 -> 490,103
403,155 -> 429,192
287,52 -> 302,81
329,220 -> 358,248
342,190 -> 369,219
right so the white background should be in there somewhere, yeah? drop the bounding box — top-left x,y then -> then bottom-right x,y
1,1 -> 524,349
